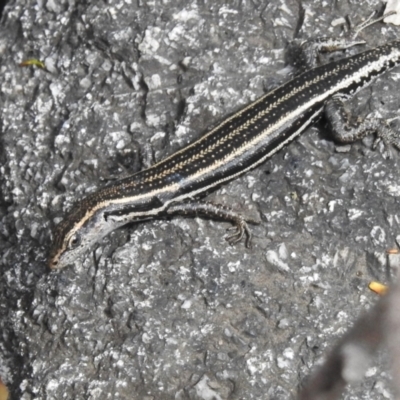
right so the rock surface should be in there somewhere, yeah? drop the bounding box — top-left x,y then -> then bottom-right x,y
0,0 -> 399,399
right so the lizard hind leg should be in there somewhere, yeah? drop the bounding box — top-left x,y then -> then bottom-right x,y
286,9 -> 396,74
286,37 -> 365,73
325,94 -> 400,157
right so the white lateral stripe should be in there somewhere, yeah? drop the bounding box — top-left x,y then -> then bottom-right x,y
115,106 -> 324,223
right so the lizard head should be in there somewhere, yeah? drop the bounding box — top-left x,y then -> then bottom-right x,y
47,182 -> 126,270
48,183 -> 167,269
48,199 -> 113,270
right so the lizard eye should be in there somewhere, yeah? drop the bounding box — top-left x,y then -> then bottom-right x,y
68,234 -> 81,249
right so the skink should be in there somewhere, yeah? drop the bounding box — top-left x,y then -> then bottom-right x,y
49,37 -> 400,269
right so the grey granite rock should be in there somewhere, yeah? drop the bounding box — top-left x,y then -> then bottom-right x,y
1,0 -> 399,399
